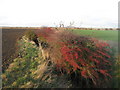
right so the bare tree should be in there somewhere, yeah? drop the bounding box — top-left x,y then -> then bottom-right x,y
59,21 -> 64,27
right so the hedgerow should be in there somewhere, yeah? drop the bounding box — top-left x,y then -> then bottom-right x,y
24,30 -> 37,41
2,36 -> 72,88
35,28 -> 115,87
2,28 -> 116,88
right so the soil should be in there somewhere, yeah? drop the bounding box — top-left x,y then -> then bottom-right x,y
2,28 -> 27,71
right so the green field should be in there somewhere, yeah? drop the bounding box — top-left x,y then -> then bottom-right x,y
71,29 -> 118,41
71,29 -> 119,88
71,29 -> 119,55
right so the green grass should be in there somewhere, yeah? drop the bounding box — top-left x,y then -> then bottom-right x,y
71,29 -> 118,41
71,29 -> 118,54
2,36 -> 40,88
2,36 -> 72,88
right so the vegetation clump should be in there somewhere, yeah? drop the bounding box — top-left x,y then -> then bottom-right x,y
2,36 -> 72,88
44,31 -> 115,87
25,30 -> 37,41
34,28 -> 116,87
2,28 -> 119,88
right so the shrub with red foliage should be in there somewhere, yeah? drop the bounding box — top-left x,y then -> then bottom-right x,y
34,28 -> 114,87
47,31 -> 113,86
34,27 -> 55,41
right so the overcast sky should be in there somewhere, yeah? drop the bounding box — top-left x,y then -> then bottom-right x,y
0,0 -> 119,28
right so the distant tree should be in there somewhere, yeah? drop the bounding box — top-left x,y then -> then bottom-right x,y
59,21 -> 64,27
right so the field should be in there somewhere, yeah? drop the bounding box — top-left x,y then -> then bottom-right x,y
2,28 -> 27,71
2,27 -> 43,71
71,29 -> 118,41
2,28 -> 119,71
2,27 -> 119,88
71,29 -> 118,55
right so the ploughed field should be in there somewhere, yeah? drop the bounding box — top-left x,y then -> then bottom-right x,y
2,28 -> 27,71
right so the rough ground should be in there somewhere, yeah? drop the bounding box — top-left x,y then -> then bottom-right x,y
2,29 -> 27,71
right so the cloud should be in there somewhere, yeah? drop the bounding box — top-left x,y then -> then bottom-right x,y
0,0 -> 119,27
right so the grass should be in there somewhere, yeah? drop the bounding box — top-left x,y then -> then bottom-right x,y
2,35 -> 72,88
71,29 -> 118,41
2,36 -> 40,88
71,29 -> 119,55
69,29 -> 118,55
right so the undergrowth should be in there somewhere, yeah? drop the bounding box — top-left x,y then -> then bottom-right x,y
2,36 -> 72,88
